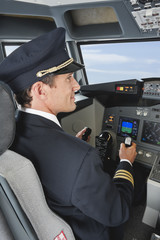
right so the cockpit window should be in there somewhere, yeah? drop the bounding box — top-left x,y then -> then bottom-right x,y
2,43 -> 25,57
79,40 -> 160,84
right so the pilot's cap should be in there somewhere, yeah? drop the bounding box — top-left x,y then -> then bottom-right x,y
0,27 -> 84,94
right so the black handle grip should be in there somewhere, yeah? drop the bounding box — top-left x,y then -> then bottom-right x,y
82,127 -> 92,141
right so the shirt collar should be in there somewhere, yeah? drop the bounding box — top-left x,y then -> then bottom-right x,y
19,107 -> 61,127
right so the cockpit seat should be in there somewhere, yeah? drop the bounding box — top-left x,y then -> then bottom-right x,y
0,81 -> 75,240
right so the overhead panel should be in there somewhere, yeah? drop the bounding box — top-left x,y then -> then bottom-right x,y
128,0 -> 160,34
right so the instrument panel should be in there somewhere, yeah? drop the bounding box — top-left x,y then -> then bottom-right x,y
102,103 -> 160,167
142,80 -> 160,100
141,120 -> 160,146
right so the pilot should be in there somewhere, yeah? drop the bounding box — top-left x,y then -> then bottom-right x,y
0,27 -> 137,240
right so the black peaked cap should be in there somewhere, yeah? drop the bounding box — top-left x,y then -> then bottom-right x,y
0,27 -> 84,94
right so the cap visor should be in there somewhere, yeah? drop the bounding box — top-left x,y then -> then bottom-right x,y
54,61 -> 84,75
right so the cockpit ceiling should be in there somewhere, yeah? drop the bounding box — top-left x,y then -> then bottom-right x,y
14,0 -> 107,7
71,7 -> 118,26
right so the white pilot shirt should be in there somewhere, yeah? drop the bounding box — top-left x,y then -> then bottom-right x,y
19,107 -> 61,127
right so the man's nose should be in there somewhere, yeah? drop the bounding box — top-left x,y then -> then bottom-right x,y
72,78 -> 80,92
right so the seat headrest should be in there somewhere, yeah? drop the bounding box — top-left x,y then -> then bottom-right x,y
0,81 -> 16,155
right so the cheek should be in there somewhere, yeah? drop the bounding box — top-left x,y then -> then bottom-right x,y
52,85 -> 72,105
64,89 -> 72,99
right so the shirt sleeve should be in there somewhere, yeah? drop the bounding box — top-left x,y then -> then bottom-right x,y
71,147 -> 134,227
120,159 -> 133,167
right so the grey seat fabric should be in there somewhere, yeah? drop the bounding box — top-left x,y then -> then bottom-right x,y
0,209 -> 14,240
0,81 -> 75,240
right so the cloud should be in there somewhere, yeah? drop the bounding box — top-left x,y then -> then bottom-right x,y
83,53 -> 134,64
145,59 -> 160,64
87,68 -> 157,76
82,49 -> 101,54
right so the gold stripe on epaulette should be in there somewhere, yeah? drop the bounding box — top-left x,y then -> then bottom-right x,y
114,170 -> 133,182
113,170 -> 134,187
36,58 -> 74,77
114,173 -> 134,186
115,170 -> 133,179
114,175 -> 134,187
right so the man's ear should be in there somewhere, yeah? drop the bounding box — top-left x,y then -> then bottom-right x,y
31,81 -> 47,100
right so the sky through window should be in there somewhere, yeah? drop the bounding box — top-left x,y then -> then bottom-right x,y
80,41 -> 160,84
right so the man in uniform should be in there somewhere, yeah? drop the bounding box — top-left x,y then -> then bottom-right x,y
0,27 -> 137,240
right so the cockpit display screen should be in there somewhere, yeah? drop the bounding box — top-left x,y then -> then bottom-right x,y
141,121 -> 160,146
117,117 -> 139,140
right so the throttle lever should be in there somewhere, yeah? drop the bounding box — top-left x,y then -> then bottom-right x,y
124,137 -> 132,147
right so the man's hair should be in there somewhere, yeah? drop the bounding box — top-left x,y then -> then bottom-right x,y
15,74 -> 55,107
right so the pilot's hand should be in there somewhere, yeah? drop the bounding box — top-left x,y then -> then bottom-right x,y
119,142 -> 137,164
76,127 -> 90,142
